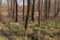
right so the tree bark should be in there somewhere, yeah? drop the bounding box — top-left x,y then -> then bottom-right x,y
44,0 -> 47,20
47,0 -> 51,18
25,0 -> 30,29
23,0 -> 25,21
31,0 -> 35,21
38,0 -> 40,27
12,0 -> 15,19
15,0 -> 18,22
0,0 -> 2,22
53,0 -> 59,19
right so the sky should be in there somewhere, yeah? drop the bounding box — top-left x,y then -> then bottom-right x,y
2,0 -> 43,5
2,0 -> 27,5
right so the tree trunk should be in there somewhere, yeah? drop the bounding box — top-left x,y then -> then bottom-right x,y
25,0 -> 30,29
31,0 -> 35,21
15,0 -> 18,22
52,0 -> 57,19
12,0 -> 15,19
0,0 -> 2,22
23,0 -> 25,21
44,0 -> 47,20
47,0 -> 51,18
38,0 -> 40,27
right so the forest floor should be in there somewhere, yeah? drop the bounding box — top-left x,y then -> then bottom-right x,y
0,21 -> 60,40
1,12 -> 60,22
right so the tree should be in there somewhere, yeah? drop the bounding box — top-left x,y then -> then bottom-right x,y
12,0 -> 15,19
47,0 -> 51,18
7,0 -> 11,16
25,0 -> 30,29
44,0 -> 48,20
7,0 -> 9,12
15,0 -> 18,22
38,0 -> 40,27
53,0 -> 59,19
0,0 -> 2,22
53,0 -> 58,19
31,0 -> 35,21
58,0 -> 60,12
11,0 -> 13,18
23,0 -> 25,21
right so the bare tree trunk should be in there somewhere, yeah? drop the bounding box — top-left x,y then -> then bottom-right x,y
15,0 -> 18,22
44,0 -> 48,20
58,0 -> 60,12
12,0 -> 15,19
31,0 -> 35,21
7,0 -> 11,17
9,0 -> 13,17
53,0 -> 58,19
47,0 -> 51,18
25,0 -> 30,29
10,0 -> 13,22
0,0 -> 2,22
23,0 -> 25,21
44,0 -> 51,20
7,0 -> 9,12
56,0 -> 59,15
38,0 -> 40,27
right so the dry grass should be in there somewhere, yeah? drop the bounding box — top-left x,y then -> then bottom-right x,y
0,21 -> 60,40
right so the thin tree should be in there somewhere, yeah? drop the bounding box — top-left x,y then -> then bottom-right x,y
57,0 -> 59,15
23,0 -> 25,21
25,0 -> 30,29
44,0 -> 47,20
7,0 -> 9,12
11,0 -> 15,21
58,0 -> 60,12
38,0 -> 40,27
47,0 -> 51,18
15,0 -> 18,22
31,0 -> 35,21
12,0 -> 15,19
0,0 -> 2,22
7,0 -> 11,17
53,0 -> 59,19
11,0 -> 13,18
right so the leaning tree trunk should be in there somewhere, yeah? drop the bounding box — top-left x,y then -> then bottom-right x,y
25,0 -> 30,29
